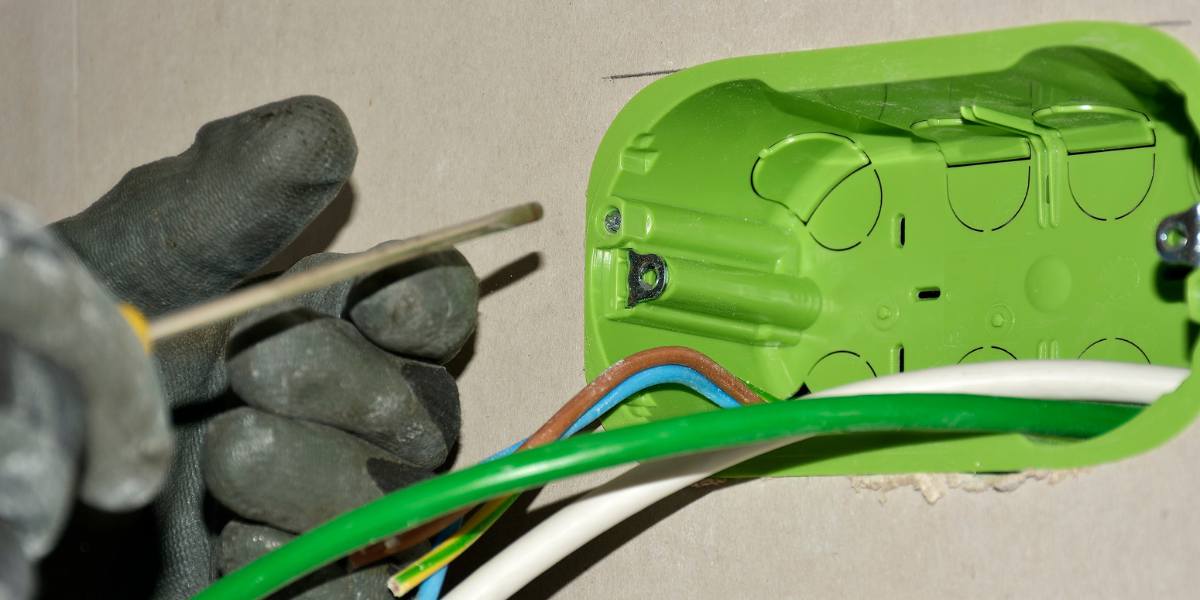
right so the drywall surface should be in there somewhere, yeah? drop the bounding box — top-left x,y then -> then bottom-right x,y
2,1 -> 1199,597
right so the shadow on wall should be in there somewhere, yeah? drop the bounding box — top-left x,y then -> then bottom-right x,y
256,180 -> 357,275
446,252 -> 543,380
445,477 -> 757,599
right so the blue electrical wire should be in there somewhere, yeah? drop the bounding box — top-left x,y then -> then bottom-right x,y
564,363 -> 742,437
415,364 -> 743,599
417,431 -> 524,599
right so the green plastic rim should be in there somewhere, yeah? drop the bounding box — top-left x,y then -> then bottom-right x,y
583,22 -> 1200,476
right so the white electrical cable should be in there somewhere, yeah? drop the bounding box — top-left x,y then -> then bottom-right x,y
444,360 -> 1188,600
806,360 -> 1187,402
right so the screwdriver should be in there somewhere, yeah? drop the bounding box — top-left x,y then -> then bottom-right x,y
120,202 -> 543,350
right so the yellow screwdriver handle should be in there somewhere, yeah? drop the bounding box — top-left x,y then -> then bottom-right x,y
118,303 -> 153,353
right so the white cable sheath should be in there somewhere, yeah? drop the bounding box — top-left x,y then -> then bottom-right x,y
807,360 -> 1186,402
445,360 -> 1188,600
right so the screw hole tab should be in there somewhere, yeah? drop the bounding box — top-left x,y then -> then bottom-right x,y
627,250 -> 668,307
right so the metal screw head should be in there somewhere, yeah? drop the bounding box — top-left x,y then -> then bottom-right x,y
604,209 -> 622,233
1157,204 -> 1200,267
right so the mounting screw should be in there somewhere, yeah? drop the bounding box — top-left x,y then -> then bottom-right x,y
1157,204 -> 1200,266
604,208 -> 622,233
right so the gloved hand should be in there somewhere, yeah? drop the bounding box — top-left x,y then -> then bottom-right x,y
6,96 -> 477,598
0,202 -> 172,600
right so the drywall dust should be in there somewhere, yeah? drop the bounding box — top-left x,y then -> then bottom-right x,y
848,470 -> 1087,504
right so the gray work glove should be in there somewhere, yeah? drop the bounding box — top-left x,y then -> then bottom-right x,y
0,203 -> 172,600
7,96 -> 477,599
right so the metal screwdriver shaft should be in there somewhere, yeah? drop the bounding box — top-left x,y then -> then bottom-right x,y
146,202 -> 543,342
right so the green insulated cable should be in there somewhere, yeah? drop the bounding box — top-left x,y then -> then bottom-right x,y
196,394 -> 1140,600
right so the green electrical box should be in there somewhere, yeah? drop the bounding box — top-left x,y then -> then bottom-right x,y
583,22 -> 1200,476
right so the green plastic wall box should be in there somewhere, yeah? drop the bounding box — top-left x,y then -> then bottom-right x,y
583,22 -> 1200,476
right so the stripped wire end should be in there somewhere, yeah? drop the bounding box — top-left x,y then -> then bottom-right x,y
388,496 -> 518,597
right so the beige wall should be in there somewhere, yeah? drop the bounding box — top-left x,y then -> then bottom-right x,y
3,1 -> 1200,597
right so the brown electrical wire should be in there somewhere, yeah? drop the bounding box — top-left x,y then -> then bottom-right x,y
347,346 -> 762,568
519,346 -> 764,448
